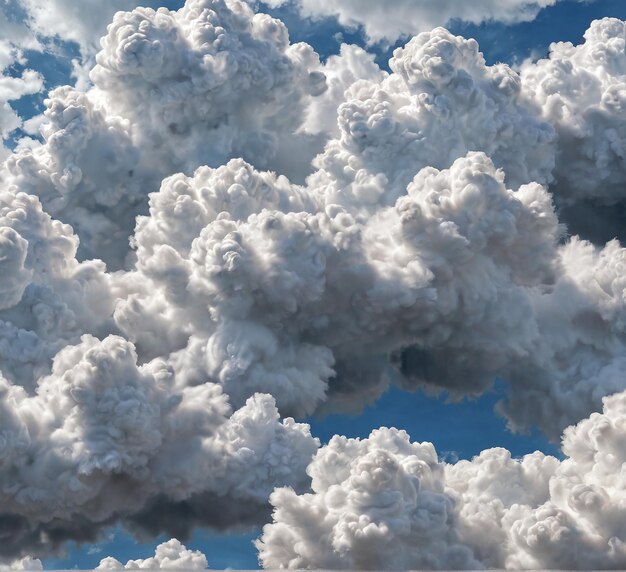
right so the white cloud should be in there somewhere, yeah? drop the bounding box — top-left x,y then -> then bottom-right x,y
0,0 -> 624,564
2,0 -> 330,268
260,0 -> 566,44
16,0 -> 150,56
258,388 -> 626,569
521,18 -> 626,209
97,539 -> 208,570
0,332 -> 318,558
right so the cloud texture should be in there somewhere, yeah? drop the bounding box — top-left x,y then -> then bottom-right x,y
258,389 -> 626,569
97,539 -> 208,570
0,0 -> 624,566
259,0 -> 568,44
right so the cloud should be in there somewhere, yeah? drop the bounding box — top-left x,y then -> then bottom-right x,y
0,333 -> 317,558
15,0 -> 153,57
520,18 -> 626,241
0,0 -> 625,563
309,25 -> 556,204
257,388 -> 626,569
97,538 -> 208,569
116,151 -> 562,423
2,0 -> 331,268
259,0 -> 567,44
0,555 -> 43,570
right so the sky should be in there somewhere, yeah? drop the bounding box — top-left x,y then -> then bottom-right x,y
0,0 -> 625,570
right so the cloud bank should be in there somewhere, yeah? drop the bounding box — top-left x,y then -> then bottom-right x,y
0,0 -> 624,566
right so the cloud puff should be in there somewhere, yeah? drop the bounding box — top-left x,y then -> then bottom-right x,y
257,427 -> 482,570
0,186 -> 114,389
0,333 -> 317,559
521,18 -> 626,211
309,25 -> 556,210
258,388 -> 626,569
97,539 -> 208,570
259,0 -> 565,44
3,0 -> 329,268
117,149 -> 568,427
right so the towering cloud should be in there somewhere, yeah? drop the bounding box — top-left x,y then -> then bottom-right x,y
258,389 -> 626,570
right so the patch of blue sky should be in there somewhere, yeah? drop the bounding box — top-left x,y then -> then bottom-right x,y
308,382 -> 562,461
449,0 -> 626,66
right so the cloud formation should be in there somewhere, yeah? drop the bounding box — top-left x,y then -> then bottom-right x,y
0,334 -> 317,558
0,0 -> 625,564
0,42 -> 43,160
97,539 -> 208,570
2,0 -> 332,268
258,389 -> 626,569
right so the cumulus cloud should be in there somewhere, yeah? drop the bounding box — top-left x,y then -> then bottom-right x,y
1,538 -> 209,570
259,0 -> 568,44
521,18 -> 626,208
2,0 -> 333,268
116,151 -> 563,422
309,25 -> 556,206
258,388 -> 626,569
257,427 -> 482,570
0,332 -> 317,559
97,539 -> 208,570
0,0 -> 625,564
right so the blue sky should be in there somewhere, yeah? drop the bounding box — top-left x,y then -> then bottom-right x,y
2,0 -> 624,568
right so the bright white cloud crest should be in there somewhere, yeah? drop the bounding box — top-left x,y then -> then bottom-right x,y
0,0 -> 624,568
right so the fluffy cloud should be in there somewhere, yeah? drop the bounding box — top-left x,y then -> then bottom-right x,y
1,539 -> 209,570
258,388 -> 626,569
0,0 -> 625,564
116,151 -> 563,422
0,333 -> 317,559
0,187 -> 114,389
260,0 -> 565,44
257,427 -> 482,570
520,18 -> 626,243
308,25 -> 556,209
97,539 -> 208,569
2,0 -> 332,268
16,0 -> 150,56
521,18 -> 626,209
